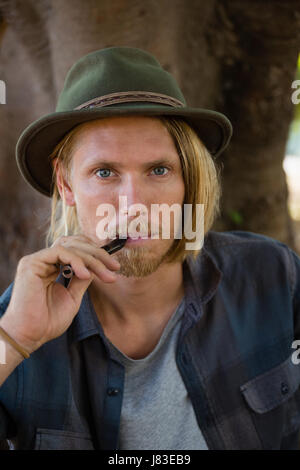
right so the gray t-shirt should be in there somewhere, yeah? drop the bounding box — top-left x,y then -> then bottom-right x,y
106,297 -> 209,450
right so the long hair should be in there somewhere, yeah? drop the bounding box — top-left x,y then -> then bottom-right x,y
46,117 -> 222,262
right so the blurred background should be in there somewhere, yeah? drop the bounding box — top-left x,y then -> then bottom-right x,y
0,0 -> 299,292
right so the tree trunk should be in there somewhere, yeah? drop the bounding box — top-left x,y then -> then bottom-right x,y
0,0 -> 299,292
212,0 -> 300,250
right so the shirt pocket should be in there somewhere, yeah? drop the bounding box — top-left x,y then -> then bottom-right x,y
34,428 -> 95,450
240,355 -> 300,449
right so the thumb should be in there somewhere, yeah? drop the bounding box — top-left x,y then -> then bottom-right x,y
67,272 -> 94,305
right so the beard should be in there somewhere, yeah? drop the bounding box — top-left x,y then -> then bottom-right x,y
115,243 -> 173,278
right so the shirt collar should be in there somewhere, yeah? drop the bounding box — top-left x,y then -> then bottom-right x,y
66,232 -> 223,344
183,242 -> 223,306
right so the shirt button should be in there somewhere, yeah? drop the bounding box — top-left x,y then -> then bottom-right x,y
107,388 -> 120,396
281,382 -> 289,395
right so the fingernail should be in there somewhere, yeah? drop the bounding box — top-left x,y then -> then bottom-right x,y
112,259 -> 121,268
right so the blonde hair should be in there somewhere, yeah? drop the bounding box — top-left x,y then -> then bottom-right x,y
46,117 -> 222,262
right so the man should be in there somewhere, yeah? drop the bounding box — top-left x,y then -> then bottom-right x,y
0,47 -> 299,450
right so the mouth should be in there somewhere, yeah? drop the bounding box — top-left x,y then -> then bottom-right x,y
116,233 -> 151,240
111,229 -> 161,243
125,237 -> 150,245
128,235 -> 151,240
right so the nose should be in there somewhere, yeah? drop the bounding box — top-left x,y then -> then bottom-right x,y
116,174 -> 149,235
118,173 -> 147,210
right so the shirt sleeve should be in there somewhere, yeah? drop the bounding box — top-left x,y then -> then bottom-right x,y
0,364 -> 18,442
287,246 -> 300,341
0,402 -> 17,441
0,282 -> 18,442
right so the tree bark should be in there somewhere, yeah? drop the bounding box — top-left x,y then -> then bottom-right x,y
0,0 -> 299,292
211,0 -> 300,250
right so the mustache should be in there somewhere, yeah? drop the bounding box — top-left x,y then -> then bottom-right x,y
106,216 -> 160,239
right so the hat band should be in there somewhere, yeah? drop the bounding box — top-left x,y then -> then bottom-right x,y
74,91 -> 185,110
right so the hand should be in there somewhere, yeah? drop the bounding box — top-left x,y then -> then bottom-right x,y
0,234 -> 121,355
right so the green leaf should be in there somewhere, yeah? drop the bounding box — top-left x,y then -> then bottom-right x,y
228,210 -> 243,225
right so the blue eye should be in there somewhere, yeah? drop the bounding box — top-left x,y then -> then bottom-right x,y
96,169 -> 112,178
152,166 -> 169,176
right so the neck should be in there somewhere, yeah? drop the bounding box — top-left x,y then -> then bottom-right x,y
88,260 -> 185,327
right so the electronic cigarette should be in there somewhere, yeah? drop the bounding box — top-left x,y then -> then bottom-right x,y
61,237 -> 127,279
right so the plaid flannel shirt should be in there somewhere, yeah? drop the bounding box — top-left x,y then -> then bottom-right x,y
0,230 -> 300,450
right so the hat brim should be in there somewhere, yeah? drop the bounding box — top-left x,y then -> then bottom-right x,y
16,105 -> 233,197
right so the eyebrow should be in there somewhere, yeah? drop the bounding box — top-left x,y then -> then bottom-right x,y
86,157 -> 179,169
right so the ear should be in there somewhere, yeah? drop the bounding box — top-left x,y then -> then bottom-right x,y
53,158 -> 76,207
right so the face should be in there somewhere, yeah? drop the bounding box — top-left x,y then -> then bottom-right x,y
58,116 -> 185,277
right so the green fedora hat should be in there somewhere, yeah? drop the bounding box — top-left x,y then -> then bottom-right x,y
16,46 -> 233,197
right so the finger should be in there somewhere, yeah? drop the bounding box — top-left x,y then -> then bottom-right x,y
66,239 -> 121,270
42,246 -> 118,283
43,271 -> 62,287
36,246 -> 92,280
65,272 -> 95,305
51,234 -> 96,248
66,248 -> 119,282
52,236 -> 121,271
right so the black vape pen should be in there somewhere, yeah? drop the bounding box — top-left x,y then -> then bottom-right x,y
61,237 -> 127,279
